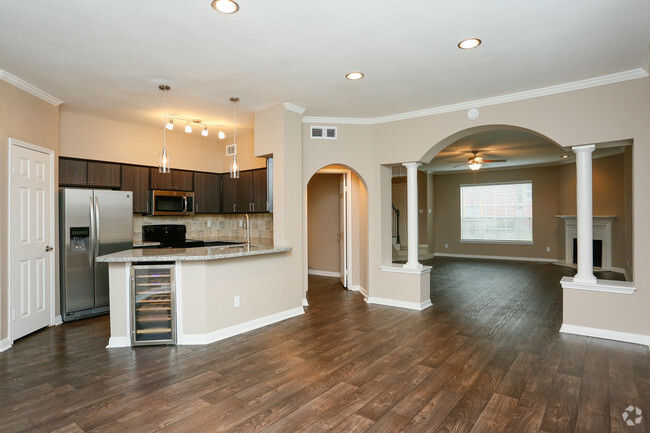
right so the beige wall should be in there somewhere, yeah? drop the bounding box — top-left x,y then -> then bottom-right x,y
301,78 -> 649,336
434,165 -> 559,259
60,110 -> 265,172
307,174 -> 340,273
555,152 -> 629,269
0,82 -> 60,343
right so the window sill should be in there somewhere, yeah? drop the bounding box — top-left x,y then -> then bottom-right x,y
460,240 -> 534,245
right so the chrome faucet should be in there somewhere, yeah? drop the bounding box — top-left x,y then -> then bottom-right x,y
244,213 -> 250,245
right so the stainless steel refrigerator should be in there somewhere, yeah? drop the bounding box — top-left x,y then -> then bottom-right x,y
60,188 -> 133,321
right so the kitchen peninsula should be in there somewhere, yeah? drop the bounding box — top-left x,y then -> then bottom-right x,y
96,241 -> 297,348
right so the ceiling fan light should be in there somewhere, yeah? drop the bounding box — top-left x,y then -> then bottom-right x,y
211,0 -> 239,14
468,161 -> 482,171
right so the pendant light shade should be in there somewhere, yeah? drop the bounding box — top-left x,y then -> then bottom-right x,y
158,84 -> 171,174
229,97 -> 240,179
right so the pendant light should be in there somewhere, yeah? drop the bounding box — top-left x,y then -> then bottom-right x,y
229,97 -> 240,179
158,84 -> 171,173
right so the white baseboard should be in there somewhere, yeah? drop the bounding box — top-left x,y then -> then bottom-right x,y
106,336 -> 130,348
302,298 -> 309,307
53,315 -> 63,326
560,324 -> 650,348
350,285 -> 369,299
0,337 -> 12,352
181,306 -> 305,346
367,296 -> 433,311
435,252 -> 557,263
308,269 -> 341,278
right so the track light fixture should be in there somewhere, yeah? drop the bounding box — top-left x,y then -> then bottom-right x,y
201,126 -> 209,137
185,122 -> 192,133
166,119 -> 174,130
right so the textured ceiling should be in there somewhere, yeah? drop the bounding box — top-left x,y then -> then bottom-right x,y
1,0 -> 649,134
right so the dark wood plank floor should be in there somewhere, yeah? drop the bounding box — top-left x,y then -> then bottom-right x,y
1,257 -> 648,432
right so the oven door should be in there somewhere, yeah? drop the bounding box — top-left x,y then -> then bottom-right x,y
150,190 -> 194,216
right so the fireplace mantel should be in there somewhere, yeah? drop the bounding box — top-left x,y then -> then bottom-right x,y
556,215 -> 616,270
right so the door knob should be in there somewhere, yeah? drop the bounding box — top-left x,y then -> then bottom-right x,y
45,245 -> 54,252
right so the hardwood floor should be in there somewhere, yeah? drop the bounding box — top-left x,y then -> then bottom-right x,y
1,257 -> 648,432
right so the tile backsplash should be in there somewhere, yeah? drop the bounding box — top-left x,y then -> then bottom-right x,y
133,213 -> 273,242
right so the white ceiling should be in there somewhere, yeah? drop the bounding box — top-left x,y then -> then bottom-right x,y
1,0 -> 649,138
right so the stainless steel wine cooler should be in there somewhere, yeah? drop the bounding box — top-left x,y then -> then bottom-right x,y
131,263 -> 176,345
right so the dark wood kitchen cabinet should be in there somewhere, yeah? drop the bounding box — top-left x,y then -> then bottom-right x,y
121,165 -> 150,213
222,168 -> 267,213
221,174 -> 239,213
194,172 -> 222,214
59,158 -> 120,188
252,168 -> 268,212
150,169 -> 193,191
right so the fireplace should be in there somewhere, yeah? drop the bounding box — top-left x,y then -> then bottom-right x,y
557,215 -> 615,271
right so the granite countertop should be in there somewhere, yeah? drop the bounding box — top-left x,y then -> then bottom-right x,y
97,239 -> 289,263
133,241 -> 160,248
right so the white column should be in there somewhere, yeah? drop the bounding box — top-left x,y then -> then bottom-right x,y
573,145 -> 596,283
403,162 -> 422,269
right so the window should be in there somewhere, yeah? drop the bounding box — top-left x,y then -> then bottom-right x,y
460,182 -> 533,243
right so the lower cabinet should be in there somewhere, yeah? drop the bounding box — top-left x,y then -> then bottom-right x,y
131,263 -> 176,345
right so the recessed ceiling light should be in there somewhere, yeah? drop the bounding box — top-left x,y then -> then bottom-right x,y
458,38 -> 482,50
211,0 -> 239,14
561,155 -> 569,158
346,72 -> 364,80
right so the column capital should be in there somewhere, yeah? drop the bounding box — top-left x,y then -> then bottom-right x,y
571,144 -> 596,153
402,162 -> 422,169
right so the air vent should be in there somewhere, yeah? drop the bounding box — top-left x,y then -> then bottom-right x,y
310,126 -> 337,140
226,144 -> 236,156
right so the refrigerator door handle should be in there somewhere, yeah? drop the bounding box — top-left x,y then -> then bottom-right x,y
89,196 -> 96,268
95,196 -> 101,257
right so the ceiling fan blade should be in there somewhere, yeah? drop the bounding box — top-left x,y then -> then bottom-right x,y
453,163 -> 468,168
483,159 -> 507,163
447,160 -> 469,163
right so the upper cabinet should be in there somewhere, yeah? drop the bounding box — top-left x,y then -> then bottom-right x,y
222,168 -> 267,213
150,169 -> 193,191
60,158 -> 121,188
194,172 -> 222,214
59,157 -> 268,215
121,165 -> 150,213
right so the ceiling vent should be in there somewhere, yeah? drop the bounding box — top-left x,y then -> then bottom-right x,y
311,126 -> 337,140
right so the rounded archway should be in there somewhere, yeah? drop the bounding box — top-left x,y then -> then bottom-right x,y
305,164 -> 369,303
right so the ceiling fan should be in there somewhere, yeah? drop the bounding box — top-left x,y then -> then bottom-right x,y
450,150 -> 507,171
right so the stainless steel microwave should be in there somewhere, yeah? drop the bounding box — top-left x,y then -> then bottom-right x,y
149,190 -> 194,216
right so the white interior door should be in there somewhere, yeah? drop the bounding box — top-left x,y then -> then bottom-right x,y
339,174 -> 347,287
11,141 -> 54,340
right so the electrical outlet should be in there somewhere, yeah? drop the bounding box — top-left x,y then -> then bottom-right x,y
445,243 -> 449,249
234,296 -> 240,308
238,219 -> 243,228
207,220 -> 211,227
546,246 -> 551,252
428,209 -> 432,214
418,209 -> 424,214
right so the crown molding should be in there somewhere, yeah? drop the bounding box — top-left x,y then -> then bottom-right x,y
302,68 -> 649,126
284,103 -> 306,115
0,70 -> 63,106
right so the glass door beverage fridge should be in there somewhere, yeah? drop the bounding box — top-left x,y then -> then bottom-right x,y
131,263 -> 176,345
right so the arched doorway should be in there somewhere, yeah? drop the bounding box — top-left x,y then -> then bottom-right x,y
306,164 -> 369,301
